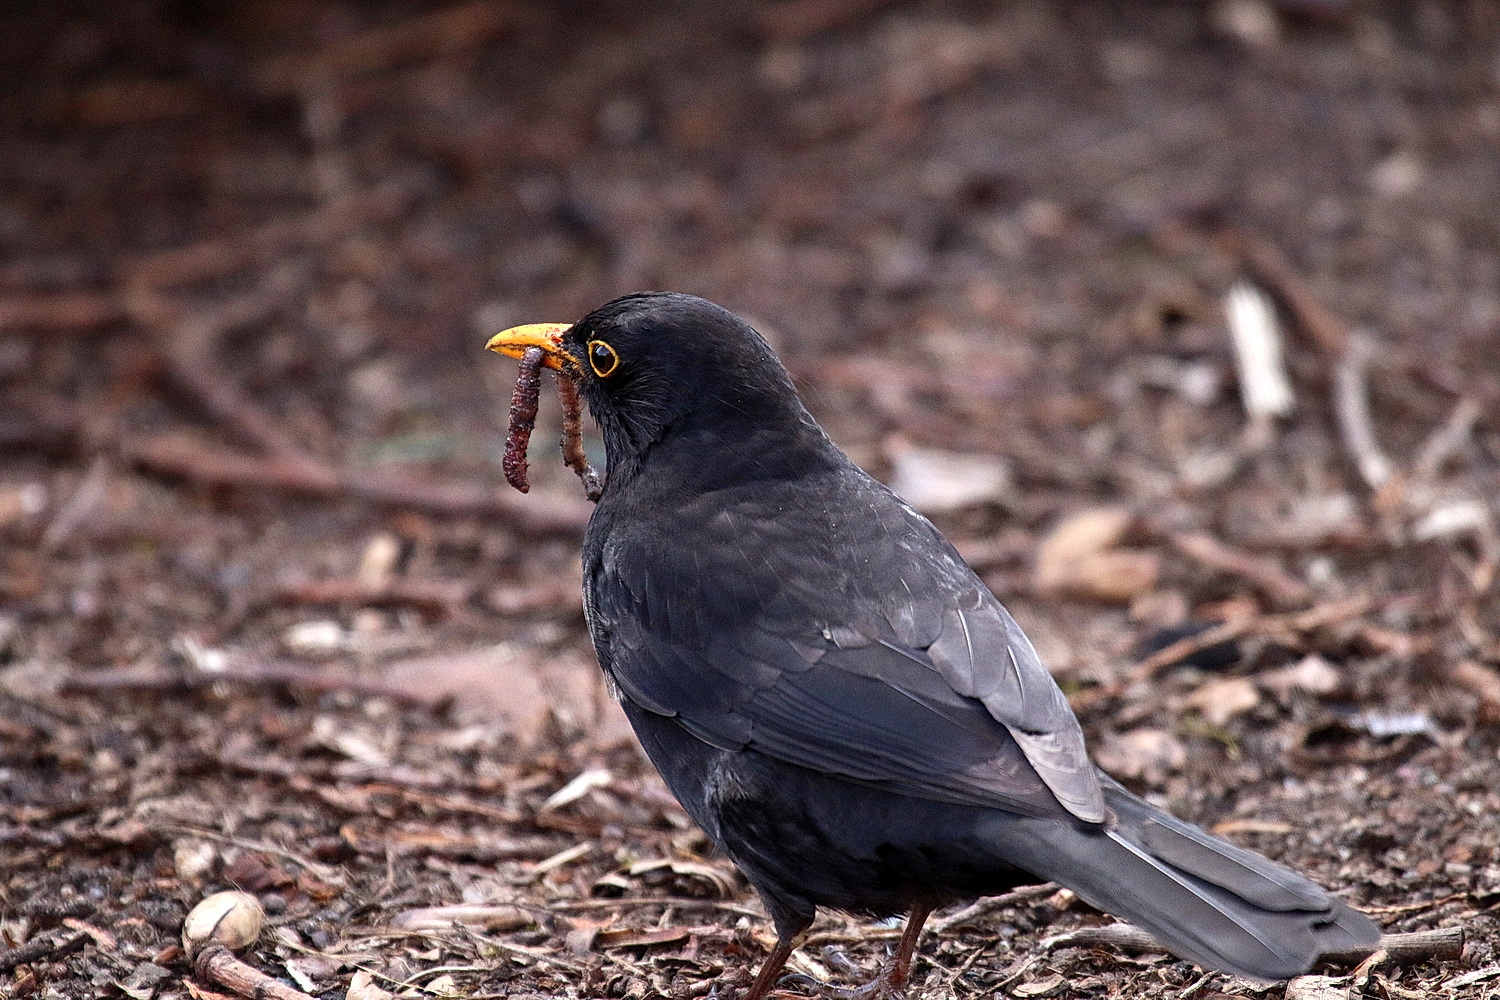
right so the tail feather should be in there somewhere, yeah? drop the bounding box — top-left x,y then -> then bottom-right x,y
984,780 -> 1381,980
1109,779 -> 1328,911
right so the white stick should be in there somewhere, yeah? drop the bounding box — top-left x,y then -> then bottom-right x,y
1225,280 -> 1296,422
1334,332 -> 1394,490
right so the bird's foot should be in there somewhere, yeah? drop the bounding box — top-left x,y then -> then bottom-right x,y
820,965 -> 910,1000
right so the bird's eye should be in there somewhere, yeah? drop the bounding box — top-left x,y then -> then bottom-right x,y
588,339 -> 620,378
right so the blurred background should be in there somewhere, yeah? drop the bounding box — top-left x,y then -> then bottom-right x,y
2,1 -> 1498,998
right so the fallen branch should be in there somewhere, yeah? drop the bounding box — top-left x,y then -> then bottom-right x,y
1319,926 -> 1463,966
121,181 -> 413,290
195,945 -> 314,1000
120,432 -> 590,534
1037,923 -> 1461,968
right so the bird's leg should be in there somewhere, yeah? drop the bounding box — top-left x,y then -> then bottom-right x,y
883,902 -> 933,992
742,933 -> 800,1000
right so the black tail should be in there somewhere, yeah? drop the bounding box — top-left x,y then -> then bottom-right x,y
986,776 -> 1380,980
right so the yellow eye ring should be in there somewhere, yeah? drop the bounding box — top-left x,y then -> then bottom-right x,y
588,339 -> 620,377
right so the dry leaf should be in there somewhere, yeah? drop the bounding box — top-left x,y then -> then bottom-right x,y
1259,654 -> 1340,700
1035,507 -> 1159,602
347,970 -> 396,1000
1013,972 -> 1066,998
391,904 -> 533,932
1094,728 -> 1186,784
595,926 -> 691,949
1184,676 -> 1260,727
1284,975 -> 1350,1000
382,646 -> 632,745
543,768 -> 612,811
625,857 -> 738,897
885,438 -> 1012,514
1451,660 -> 1500,721
1037,507 -> 1132,570
1056,549 -> 1161,603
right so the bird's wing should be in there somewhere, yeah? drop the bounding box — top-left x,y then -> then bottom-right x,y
586,473 -> 1106,823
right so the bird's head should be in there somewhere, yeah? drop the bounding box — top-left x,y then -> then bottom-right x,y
487,292 -> 827,485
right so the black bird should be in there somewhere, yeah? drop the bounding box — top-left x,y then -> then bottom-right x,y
486,293 -> 1379,998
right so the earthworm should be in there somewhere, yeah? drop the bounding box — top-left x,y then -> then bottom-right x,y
502,346 -> 545,493
557,374 -> 604,501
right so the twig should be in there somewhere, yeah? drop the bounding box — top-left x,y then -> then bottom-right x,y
756,0 -> 904,42
1032,923 -> 1461,968
1098,595 -> 1372,699
1333,333 -> 1395,492
1375,396 -> 1484,514
127,268 -> 315,465
989,949 -> 1047,992
1233,231 -> 1349,355
299,84 -> 355,200
161,826 -> 345,886
39,454 -> 111,553
1166,531 -> 1312,609
340,467 -> 592,532
1410,396 -> 1483,485
1037,922 -> 1162,955
23,402 -> 587,535
121,181 -> 412,290
1360,892 -> 1468,917
61,918 -> 117,952
1319,927 -> 1463,966
549,897 -> 766,919
275,576 -> 475,616
195,944 -> 315,1000
58,661 -> 440,706
118,432 -> 590,534
0,290 -> 124,331
451,927 -> 588,973
1444,964 -> 1500,990
254,1 -> 511,95
929,884 -> 1060,934
120,431 -> 338,490
0,930 -> 86,972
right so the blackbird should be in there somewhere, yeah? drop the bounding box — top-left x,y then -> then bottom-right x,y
486,292 -> 1379,998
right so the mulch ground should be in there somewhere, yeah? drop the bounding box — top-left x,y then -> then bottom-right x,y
2,2 -> 1498,998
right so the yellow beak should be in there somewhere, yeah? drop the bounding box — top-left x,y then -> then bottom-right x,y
484,323 -> 576,369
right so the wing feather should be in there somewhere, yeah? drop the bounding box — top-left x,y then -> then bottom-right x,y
587,469 -> 1106,823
